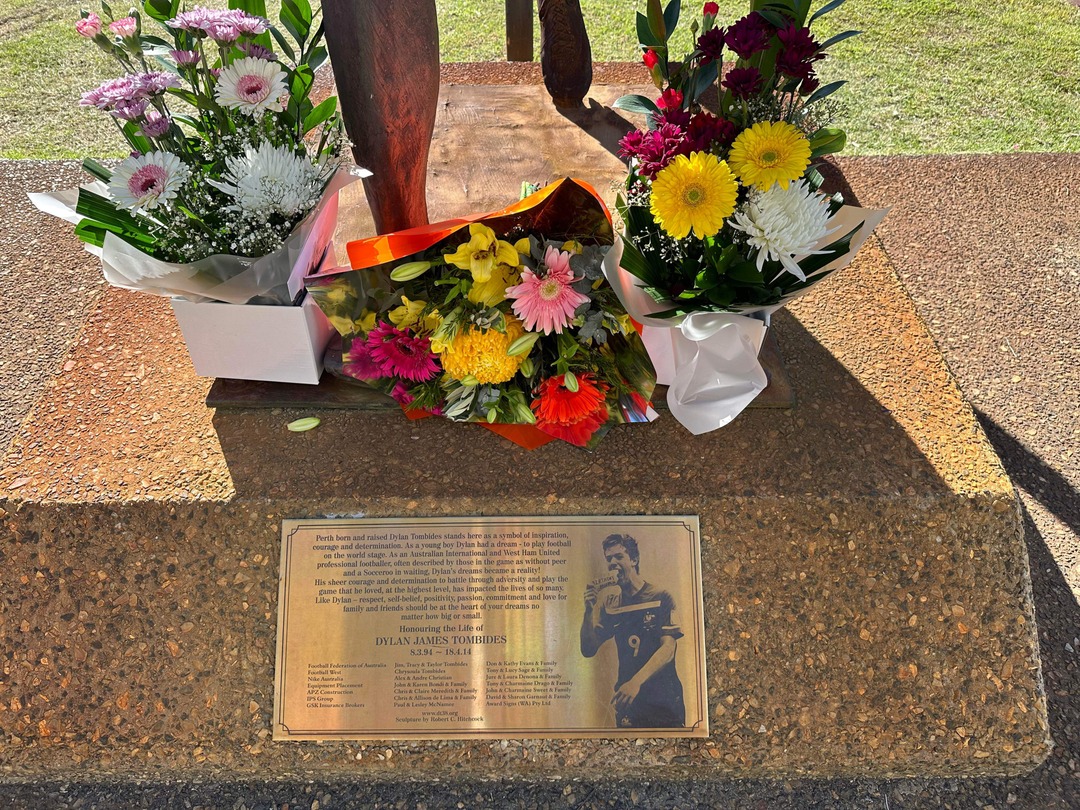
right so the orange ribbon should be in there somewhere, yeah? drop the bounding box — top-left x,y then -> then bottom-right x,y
309,178 -> 612,276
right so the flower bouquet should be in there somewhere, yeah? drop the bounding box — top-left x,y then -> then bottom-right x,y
609,0 -> 887,432
30,0 -> 362,383
306,179 -> 658,449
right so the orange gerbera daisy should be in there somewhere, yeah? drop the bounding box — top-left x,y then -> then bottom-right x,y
532,373 -> 610,446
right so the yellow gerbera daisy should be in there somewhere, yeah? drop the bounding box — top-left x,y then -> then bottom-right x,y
445,223 -> 519,284
727,121 -> 812,190
650,152 -> 738,240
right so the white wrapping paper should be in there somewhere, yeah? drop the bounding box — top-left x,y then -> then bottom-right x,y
30,167 -> 368,305
603,204 -> 889,434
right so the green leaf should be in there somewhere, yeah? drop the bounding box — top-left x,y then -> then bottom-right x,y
646,0 -> 667,42
617,233 -> 663,287
269,25 -> 297,62
663,0 -> 681,39
817,30 -> 860,52
142,0 -> 178,23
286,416 -> 320,432
613,94 -> 661,118
81,158 -> 113,184
302,96 -> 337,134
289,64 -> 315,101
121,121 -> 153,154
805,80 -> 846,105
726,260 -> 765,284
636,12 -> 662,48
692,60 -> 718,99
755,8 -> 790,29
75,188 -> 154,237
306,44 -> 328,73
280,0 -> 312,46
229,0 -> 267,15
810,0 -> 846,24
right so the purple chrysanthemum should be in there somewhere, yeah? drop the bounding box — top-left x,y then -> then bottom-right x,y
138,110 -> 171,138
724,12 -> 773,59
240,42 -> 276,61
697,27 -> 725,62
166,8 -> 267,37
111,99 -> 147,121
722,66 -> 764,99
170,49 -> 200,67
618,123 -> 690,180
686,112 -> 737,152
366,323 -> 440,382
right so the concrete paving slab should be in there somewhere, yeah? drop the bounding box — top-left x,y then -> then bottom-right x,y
0,85 -> 1050,789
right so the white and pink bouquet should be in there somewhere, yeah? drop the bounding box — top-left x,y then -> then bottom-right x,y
32,0 -> 355,305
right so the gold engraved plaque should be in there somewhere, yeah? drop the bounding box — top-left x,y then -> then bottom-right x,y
274,515 -> 707,739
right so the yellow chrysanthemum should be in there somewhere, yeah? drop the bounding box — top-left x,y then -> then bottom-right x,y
445,223 -> 519,284
440,317 -> 526,384
468,262 -> 520,307
727,121 -> 811,190
514,237 -> 531,255
649,151 -> 738,240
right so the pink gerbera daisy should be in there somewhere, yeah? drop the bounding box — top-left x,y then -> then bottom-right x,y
342,339 -> 385,381
366,323 -> 440,382
505,246 -> 590,335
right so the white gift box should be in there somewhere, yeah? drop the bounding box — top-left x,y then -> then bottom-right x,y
170,242 -> 338,385
171,294 -> 334,385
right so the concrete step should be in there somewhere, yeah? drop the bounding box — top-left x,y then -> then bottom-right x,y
0,85 -> 1049,788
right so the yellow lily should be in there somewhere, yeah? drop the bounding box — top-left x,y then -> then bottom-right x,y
446,223 -> 519,283
388,296 -> 428,329
468,262 -> 520,307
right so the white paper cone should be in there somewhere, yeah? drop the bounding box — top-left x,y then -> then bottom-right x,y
602,203 -> 889,434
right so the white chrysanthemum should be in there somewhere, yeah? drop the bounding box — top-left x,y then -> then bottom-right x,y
214,57 -> 287,116
730,179 -> 837,281
108,151 -> 189,215
209,142 -> 322,217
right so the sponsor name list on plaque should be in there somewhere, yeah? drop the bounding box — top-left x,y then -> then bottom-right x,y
274,515 -> 707,739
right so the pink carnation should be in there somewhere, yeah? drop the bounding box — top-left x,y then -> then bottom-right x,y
75,13 -> 101,38
109,16 -> 137,38
506,246 -> 590,335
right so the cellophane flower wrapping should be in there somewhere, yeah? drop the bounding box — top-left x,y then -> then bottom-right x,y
307,178 -> 658,449
31,170 -> 360,304
608,0 -> 889,433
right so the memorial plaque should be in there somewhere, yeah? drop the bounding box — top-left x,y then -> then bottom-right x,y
274,516 -> 708,739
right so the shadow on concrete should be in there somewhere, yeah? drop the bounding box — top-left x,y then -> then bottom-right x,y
976,408 -> 1080,545
212,310 -> 953,502
557,97 -> 637,161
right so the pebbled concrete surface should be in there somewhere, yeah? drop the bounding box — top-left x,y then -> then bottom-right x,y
0,80 -> 1077,808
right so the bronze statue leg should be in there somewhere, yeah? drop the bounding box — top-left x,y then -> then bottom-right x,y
538,0 -> 592,108
322,0 -> 440,234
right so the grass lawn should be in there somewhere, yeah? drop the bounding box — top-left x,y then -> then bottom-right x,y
1,0 -> 1078,158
